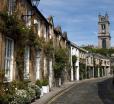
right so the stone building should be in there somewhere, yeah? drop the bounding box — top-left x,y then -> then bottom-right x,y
79,48 -> 88,79
86,53 -> 110,78
98,13 -> 111,49
0,0 -> 54,87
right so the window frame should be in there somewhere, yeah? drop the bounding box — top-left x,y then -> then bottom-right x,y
4,37 -> 14,82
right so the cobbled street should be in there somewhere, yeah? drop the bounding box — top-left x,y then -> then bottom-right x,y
49,78 -> 114,104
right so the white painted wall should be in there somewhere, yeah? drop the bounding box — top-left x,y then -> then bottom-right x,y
70,45 -> 80,81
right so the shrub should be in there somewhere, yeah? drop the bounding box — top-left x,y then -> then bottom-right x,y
11,89 -> 30,104
27,87 -> 36,102
0,82 -> 15,104
28,84 -> 41,99
35,80 -> 42,88
11,80 -> 26,89
0,94 -> 13,104
42,79 -> 48,86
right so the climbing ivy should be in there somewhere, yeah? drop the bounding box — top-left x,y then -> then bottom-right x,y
0,12 -> 43,80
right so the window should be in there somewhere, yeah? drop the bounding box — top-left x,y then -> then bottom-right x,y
8,0 -> 16,15
5,38 -> 14,82
101,24 -> 105,30
24,46 -> 30,79
101,24 -> 106,33
102,38 -> 106,48
34,19 -> 40,35
44,26 -> 47,40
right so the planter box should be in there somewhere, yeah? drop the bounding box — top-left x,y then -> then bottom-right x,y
42,85 -> 49,94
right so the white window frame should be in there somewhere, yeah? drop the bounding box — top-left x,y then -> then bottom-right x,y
4,37 -> 14,82
24,46 -> 30,79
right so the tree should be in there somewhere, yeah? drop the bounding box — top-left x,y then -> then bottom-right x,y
53,48 -> 68,78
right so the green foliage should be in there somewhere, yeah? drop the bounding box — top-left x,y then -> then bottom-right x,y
43,39 -> 54,58
0,82 -> 16,104
0,11 -> 44,81
27,87 -> 36,101
12,89 -> 31,104
0,80 -> 41,104
41,79 -> 49,86
54,48 -> 69,78
79,63 -> 86,79
35,79 -> 48,87
0,70 -> 5,83
83,46 -> 114,57
35,80 -> 42,88
28,84 -> 41,98
72,55 -> 77,64
11,80 -> 30,90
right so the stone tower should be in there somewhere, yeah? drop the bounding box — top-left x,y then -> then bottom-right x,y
98,13 -> 111,49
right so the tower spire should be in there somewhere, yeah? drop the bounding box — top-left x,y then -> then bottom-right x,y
98,13 -> 111,49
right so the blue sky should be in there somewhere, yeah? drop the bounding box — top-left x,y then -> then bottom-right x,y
39,0 -> 114,46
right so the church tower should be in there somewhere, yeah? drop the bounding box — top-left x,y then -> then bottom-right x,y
98,13 -> 111,49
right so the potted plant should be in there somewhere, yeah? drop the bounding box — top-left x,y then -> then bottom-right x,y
41,79 -> 49,94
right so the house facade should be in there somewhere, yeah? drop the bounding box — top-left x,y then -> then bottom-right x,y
70,42 -> 80,81
86,53 -> 111,78
0,0 -> 53,86
79,48 -> 88,80
0,0 -> 111,92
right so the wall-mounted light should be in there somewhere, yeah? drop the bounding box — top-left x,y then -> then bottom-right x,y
31,0 -> 40,7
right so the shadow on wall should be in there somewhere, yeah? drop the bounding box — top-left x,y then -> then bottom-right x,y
98,78 -> 114,104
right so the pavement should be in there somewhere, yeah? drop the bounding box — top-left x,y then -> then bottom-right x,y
31,81 -> 77,104
32,76 -> 113,104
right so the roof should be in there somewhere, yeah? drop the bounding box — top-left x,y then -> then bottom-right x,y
70,42 -> 80,49
33,6 -> 49,25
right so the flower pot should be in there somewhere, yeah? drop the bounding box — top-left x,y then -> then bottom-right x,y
40,88 -> 43,97
42,85 -> 49,94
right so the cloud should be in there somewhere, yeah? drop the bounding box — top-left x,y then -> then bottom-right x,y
39,0 -> 114,46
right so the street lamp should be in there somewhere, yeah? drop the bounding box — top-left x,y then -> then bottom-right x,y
31,0 -> 40,7
21,0 -> 40,17
21,0 -> 40,24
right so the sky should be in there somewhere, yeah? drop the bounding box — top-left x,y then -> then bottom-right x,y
38,0 -> 114,46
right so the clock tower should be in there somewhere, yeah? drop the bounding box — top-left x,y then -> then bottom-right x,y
98,13 -> 111,49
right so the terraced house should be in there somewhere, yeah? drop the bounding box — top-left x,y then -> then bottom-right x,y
70,42 -> 80,81
86,53 -> 110,78
0,0 -> 51,85
0,0 -> 70,89
0,0 -> 111,90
